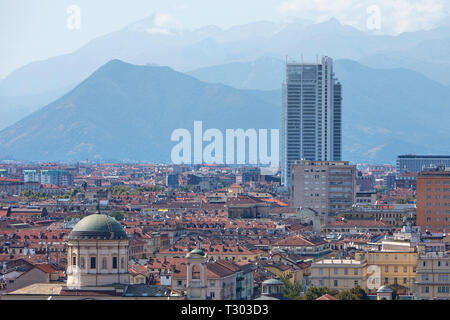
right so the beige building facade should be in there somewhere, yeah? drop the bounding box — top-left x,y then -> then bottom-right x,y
310,259 -> 367,291
291,160 -> 356,224
415,251 -> 450,300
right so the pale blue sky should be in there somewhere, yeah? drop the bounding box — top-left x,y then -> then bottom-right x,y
1,0 -> 450,79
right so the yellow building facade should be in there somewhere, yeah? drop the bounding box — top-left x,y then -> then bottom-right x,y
355,241 -> 418,295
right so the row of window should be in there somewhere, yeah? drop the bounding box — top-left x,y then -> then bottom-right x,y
368,254 -> 415,261
72,256 -> 125,270
426,210 -> 450,214
318,268 -> 360,275
426,180 -> 450,185
421,260 -> 449,267
421,274 -> 449,281
318,279 -> 360,287
426,188 -> 450,192
426,217 -> 450,222
425,202 -> 450,207
421,286 -> 450,293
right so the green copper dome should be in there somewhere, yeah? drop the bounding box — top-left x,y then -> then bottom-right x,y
68,214 -> 128,240
186,247 -> 206,258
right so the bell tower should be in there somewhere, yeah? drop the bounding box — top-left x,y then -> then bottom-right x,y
186,243 -> 207,300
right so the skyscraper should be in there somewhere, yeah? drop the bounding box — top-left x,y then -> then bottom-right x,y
281,56 -> 342,186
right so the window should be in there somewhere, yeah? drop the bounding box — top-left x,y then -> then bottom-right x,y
404,266 -> 407,273
72,256 -> 76,266
403,278 -> 407,284
344,268 -> 348,275
112,257 -> 118,269
121,257 -> 125,269
334,268 -> 338,275
102,257 -> 107,269
90,257 -> 96,269
354,268 -> 358,275
80,257 -> 85,269
334,280 -> 338,287
438,286 -> 449,293
385,266 -> 389,273
438,275 -> 448,281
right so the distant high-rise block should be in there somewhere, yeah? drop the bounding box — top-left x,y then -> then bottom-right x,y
397,155 -> 450,177
40,169 -> 73,186
281,56 -> 342,186
416,167 -> 450,233
290,160 -> 356,225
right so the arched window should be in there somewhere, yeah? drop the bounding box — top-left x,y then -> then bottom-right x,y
192,264 -> 201,279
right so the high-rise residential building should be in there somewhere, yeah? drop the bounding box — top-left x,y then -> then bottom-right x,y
166,173 -> 179,188
40,169 -> 73,186
281,56 -> 342,186
397,155 -> 450,177
416,167 -> 450,233
22,170 -> 40,183
290,160 -> 356,225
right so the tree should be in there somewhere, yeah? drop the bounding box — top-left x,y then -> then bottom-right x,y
336,286 -> 368,300
280,276 -> 303,300
304,286 -> 338,300
109,211 -> 125,221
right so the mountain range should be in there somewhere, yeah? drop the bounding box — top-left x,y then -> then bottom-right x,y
0,60 -> 279,162
1,58 -> 450,164
1,16 -> 450,164
3,17 -> 450,98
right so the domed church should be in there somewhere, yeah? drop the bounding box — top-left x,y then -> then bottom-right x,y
66,213 -> 130,287
4,211 -> 184,300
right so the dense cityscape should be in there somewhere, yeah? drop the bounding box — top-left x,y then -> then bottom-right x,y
0,149 -> 449,300
1,1 -> 450,308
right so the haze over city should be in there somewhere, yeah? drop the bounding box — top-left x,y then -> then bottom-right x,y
0,0 -> 449,307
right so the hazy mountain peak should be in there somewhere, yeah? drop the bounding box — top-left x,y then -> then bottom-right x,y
126,13 -> 182,35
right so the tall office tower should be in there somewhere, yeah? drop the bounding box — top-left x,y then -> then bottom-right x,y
281,56 -> 342,186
